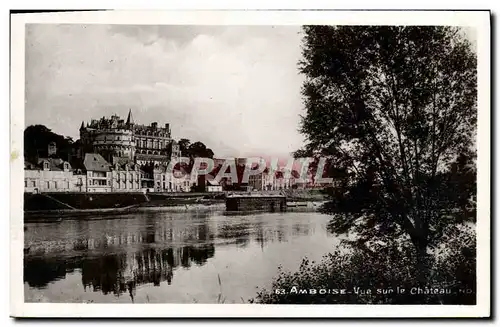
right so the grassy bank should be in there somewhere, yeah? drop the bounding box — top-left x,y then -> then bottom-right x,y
250,224 -> 476,305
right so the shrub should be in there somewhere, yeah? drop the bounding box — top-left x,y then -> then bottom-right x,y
251,225 -> 475,304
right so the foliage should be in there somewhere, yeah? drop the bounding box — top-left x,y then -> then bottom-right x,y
187,141 -> 215,159
295,26 -> 477,276
176,138 -> 214,159
251,224 -> 475,304
177,138 -> 191,154
24,125 -> 75,162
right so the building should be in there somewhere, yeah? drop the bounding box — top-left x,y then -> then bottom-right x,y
151,165 -> 192,192
80,113 -> 136,163
24,158 -> 86,193
79,109 -> 180,165
25,110 -> 194,195
248,168 -> 299,191
206,179 -> 223,192
83,153 -> 112,193
110,158 -> 142,192
133,113 -> 180,165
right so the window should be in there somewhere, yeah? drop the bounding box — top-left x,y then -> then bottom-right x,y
46,181 -> 50,189
31,181 -> 36,187
44,163 -> 49,169
24,180 -> 27,187
66,181 -> 70,189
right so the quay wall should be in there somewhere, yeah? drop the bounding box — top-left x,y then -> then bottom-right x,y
24,192 -> 148,211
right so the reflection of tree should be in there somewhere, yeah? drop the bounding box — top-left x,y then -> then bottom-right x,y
24,214 -> 216,298
24,257 -> 78,288
180,245 -> 215,267
25,244 -> 215,299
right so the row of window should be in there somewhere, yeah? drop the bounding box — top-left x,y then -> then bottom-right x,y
156,180 -> 191,187
115,182 -> 140,189
25,180 -> 71,189
90,179 -> 109,186
134,131 -> 169,137
102,135 -> 131,142
41,162 -> 70,170
136,139 -> 167,149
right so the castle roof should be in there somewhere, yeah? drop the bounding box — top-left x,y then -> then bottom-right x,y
126,109 -> 134,125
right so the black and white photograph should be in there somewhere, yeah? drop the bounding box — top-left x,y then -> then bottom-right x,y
9,10 -> 490,318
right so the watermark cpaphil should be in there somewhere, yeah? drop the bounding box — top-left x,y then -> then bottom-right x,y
163,156 -> 339,185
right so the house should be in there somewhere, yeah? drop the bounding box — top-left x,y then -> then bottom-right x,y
110,157 -> 142,192
83,153 -> 112,192
24,158 -> 87,193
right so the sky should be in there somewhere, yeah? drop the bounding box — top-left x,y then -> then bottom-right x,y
25,25 -> 306,158
25,25 -> 476,159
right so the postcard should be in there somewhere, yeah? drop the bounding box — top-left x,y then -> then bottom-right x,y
10,10 -> 490,318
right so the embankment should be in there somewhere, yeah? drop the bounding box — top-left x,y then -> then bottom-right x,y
24,192 -> 148,211
23,192 -> 226,221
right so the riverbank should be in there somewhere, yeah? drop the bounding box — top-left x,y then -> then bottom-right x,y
23,203 -> 225,222
23,190 -> 327,222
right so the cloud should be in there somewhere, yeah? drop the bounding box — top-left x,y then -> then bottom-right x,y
25,24 -> 305,158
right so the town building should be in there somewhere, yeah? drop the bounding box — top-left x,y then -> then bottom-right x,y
152,165 -> 193,192
248,168 -> 299,191
83,153 -> 112,193
24,158 -> 86,193
110,158 -> 142,192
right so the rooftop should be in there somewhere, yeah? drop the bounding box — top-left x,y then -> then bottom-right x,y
84,153 -> 111,172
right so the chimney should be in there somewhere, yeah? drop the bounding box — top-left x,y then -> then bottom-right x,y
151,122 -> 158,129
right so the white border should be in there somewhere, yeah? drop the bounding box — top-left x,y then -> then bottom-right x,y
10,10 -> 491,318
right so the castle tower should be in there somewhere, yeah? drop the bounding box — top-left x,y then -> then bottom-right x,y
126,109 -> 134,127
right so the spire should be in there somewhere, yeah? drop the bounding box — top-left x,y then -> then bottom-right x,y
80,121 -> 85,130
126,109 -> 134,125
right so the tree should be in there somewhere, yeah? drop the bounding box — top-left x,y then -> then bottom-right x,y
296,26 -> 477,283
24,125 -> 75,162
187,141 -> 214,159
178,138 -> 191,154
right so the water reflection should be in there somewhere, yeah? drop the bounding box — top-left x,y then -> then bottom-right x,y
24,210 -> 329,302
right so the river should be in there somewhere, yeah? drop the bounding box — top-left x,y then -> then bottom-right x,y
24,209 -> 340,303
